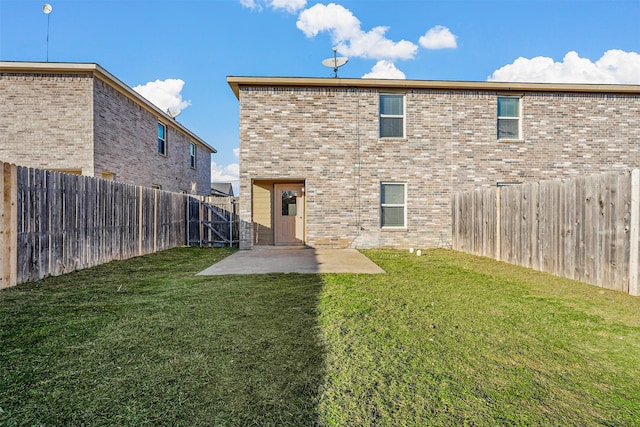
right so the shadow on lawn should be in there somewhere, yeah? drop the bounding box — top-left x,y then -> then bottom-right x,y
208,273 -> 327,426
0,250 -> 327,426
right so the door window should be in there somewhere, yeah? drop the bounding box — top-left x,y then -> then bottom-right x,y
282,190 -> 297,216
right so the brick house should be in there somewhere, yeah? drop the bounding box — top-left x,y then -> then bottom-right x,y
0,61 -> 215,195
228,77 -> 640,249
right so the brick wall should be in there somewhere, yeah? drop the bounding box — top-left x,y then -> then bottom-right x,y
0,73 -> 94,173
0,71 -> 211,196
238,86 -> 640,249
93,79 -> 211,195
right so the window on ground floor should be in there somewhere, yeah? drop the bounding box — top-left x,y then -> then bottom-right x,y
381,182 -> 406,228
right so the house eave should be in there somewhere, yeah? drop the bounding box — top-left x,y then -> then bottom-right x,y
0,61 -> 217,154
226,75 -> 640,99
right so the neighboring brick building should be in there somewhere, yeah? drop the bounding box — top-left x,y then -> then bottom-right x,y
0,61 -> 215,195
227,76 -> 640,249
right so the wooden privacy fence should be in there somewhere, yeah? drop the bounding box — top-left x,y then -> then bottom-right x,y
1,162 -> 194,288
187,196 -> 239,247
452,170 -> 640,296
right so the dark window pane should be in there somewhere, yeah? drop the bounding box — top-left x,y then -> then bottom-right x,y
282,190 -> 297,216
382,206 -> 404,227
380,94 -> 403,115
498,97 -> 519,117
498,118 -> 519,139
380,117 -> 403,138
381,183 -> 405,204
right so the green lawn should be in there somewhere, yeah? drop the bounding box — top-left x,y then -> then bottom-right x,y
1,248 -> 638,426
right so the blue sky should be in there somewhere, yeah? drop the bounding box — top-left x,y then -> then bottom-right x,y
1,0 -> 639,194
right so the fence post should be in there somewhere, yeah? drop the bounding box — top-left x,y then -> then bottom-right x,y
0,163 -> 18,289
153,188 -> 158,252
229,198 -> 233,247
185,197 -> 190,246
138,186 -> 143,256
629,169 -> 639,296
495,186 -> 501,261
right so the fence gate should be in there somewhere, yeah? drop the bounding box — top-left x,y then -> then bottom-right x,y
187,197 -> 238,247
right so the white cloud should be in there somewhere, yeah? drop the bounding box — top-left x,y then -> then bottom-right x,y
419,25 -> 457,49
240,0 -> 306,13
270,0 -> 306,13
133,79 -> 191,116
211,161 -> 239,185
211,161 -> 240,195
233,148 -> 240,158
297,3 -> 418,60
488,50 -> 640,84
362,60 -> 406,79
239,0 -> 261,10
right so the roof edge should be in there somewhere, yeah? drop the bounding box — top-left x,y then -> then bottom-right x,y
0,61 -> 216,153
226,76 -> 640,99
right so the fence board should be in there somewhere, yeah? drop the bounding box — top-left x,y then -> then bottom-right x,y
0,162 -> 199,286
630,170 -> 640,296
0,163 -> 18,289
452,170 -> 638,294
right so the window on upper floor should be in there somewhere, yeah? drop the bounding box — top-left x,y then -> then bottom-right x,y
380,94 -> 405,138
381,182 -> 407,228
190,142 -> 197,169
497,96 -> 521,140
158,122 -> 167,155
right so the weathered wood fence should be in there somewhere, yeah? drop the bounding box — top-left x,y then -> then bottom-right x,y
1,162 -> 236,289
187,196 -> 239,247
452,170 -> 640,296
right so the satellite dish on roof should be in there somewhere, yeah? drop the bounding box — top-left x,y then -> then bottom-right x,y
167,108 -> 181,119
322,48 -> 348,78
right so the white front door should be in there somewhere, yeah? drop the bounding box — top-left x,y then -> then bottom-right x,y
274,183 -> 304,245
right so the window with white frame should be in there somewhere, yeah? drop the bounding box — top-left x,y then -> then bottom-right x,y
497,96 -> 521,140
379,94 -> 405,138
189,142 -> 196,168
158,122 -> 167,155
380,182 -> 406,228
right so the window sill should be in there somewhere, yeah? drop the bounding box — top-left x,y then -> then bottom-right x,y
381,227 -> 407,231
498,139 -> 524,143
379,137 -> 407,141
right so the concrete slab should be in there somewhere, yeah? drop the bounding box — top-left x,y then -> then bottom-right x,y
197,246 -> 385,275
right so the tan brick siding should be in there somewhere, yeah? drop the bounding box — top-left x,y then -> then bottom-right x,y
0,71 -> 211,196
239,86 -> 640,249
93,79 -> 211,195
0,73 -> 94,173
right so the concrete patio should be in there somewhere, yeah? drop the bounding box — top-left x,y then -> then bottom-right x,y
197,246 -> 385,275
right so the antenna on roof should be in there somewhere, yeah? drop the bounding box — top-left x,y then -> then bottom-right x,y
42,4 -> 52,62
322,47 -> 348,78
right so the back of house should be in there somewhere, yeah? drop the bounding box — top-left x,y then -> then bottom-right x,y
228,76 -> 640,249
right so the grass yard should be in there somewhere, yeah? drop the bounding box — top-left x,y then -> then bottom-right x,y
1,248 -> 639,426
